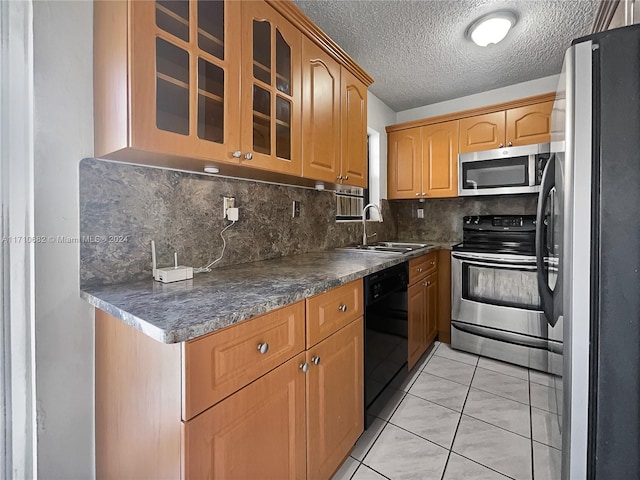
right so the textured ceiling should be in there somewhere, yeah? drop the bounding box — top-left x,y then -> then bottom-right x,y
294,0 -> 599,112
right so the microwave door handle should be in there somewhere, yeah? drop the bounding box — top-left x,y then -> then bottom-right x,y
536,155 -> 557,326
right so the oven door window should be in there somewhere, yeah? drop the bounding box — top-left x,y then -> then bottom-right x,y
462,262 -> 540,310
463,156 -> 529,190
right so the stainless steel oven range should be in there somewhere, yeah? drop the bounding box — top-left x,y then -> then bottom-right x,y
451,215 -> 562,375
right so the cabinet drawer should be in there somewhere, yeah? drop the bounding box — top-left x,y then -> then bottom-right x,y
306,280 -> 363,348
183,301 -> 305,420
409,251 -> 438,285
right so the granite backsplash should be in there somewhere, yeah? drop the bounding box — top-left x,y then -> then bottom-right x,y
80,159 -> 538,287
79,158 -> 397,287
389,195 -> 538,243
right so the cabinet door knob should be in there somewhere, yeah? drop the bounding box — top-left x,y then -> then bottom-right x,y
415,193 -> 420,196
299,362 -> 309,373
422,192 -> 426,196
232,150 -> 242,158
257,342 -> 269,354
498,143 -> 504,148
424,281 -> 431,286
343,175 -> 348,180
311,356 -> 321,365
338,304 -> 348,312
507,141 -> 513,147
337,175 -> 343,180
244,152 -> 253,160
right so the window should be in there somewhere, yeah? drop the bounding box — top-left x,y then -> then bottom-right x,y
336,135 -> 369,220
336,186 -> 368,220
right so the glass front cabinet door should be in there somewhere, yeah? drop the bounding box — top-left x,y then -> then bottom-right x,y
96,0 -> 370,181
240,1 -> 302,176
130,0 -> 241,164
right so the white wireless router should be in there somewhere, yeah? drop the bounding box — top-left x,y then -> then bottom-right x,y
151,240 -> 193,283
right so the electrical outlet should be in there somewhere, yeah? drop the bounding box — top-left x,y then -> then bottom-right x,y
223,197 -> 235,219
292,200 -> 300,218
417,208 -> 424,219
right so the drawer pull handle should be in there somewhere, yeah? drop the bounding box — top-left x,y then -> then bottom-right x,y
430,261 -> 436,266
311,356 -> 321,365
299,362 -> 309,373
257,342 -> 269,355
424,281 -> 431,286
338,304 -> 348,312
417,267 -> 423,273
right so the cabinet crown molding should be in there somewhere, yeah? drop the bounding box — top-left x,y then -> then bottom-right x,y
386,92 -> 556,133
266,0 -> 374,87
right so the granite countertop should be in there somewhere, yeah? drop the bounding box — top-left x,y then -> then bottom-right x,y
81,242 -> 454,344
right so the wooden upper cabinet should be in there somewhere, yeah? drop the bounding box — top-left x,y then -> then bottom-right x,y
421,121 -> 458,198
95,0 -> 372,182
459,111 -> 505,153
506,101 -> 553,147
459,100 -> 553,153
340,67 -> 368,188
388,122 -> 458,199
95,0 -> 243,163
387,127 -> 421,199
301,50 -> 368,188
301,38 -> 342,184
241,1 -> 302,175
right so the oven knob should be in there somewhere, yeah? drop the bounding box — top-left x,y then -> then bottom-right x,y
473,218 -> 480,225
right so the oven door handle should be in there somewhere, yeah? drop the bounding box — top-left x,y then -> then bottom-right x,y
452,252 -> 537,269
462,260 -> 537,271
535,155 -> 557,326
452,323 -> 563,354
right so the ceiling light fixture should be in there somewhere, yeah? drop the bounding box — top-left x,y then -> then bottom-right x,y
466,10 -> 518,47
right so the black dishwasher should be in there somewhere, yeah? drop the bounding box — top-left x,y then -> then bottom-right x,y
363,262 -> 409,428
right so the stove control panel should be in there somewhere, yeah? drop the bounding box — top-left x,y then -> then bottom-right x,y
462,215 -> 536,231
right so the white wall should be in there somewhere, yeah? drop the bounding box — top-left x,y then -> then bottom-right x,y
33,1 -> 95,478
367,91 -> 397,202
396,75 -> 560,124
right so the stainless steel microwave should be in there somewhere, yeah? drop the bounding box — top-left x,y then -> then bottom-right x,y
458,143 -> 551,196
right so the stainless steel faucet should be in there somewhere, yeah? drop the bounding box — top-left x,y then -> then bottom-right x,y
362,203 -> 383,246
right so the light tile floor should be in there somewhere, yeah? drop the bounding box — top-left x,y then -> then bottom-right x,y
333,342 -> 562,480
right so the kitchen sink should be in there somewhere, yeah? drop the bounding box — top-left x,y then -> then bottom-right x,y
374,242 -> 429,249
339,242 -> 431,255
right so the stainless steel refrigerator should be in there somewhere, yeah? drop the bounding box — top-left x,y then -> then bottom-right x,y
536,25 -> 640,479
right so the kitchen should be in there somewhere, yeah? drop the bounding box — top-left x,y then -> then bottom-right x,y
2,0 -> 639,479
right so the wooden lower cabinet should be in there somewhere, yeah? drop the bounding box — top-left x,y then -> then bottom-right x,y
424,272 -> 438,343
96,287 -> 365,480
306,318 -> 364,479
183,353 -> 307,480
437,249 -> 452,344
407,266 -> 439,370
408,280 -> 427,370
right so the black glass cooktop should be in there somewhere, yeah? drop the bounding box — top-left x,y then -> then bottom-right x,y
453,215 -> 538,256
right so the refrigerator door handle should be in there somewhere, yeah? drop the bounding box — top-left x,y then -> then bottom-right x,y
536,155 -> 557,326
